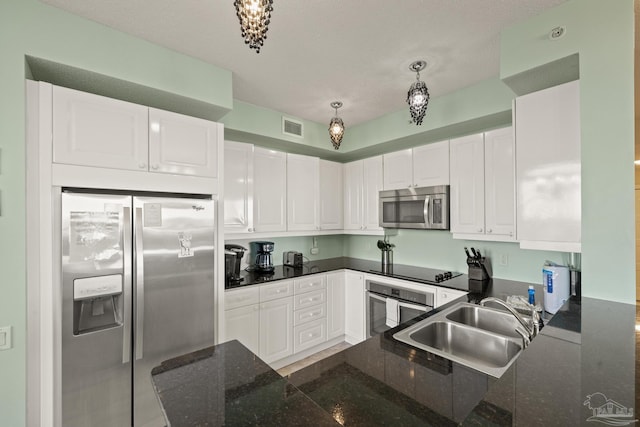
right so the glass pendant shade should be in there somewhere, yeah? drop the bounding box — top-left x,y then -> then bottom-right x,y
406,60 -> 430,125
234,0 -> 273,53
328,101 -> 344,150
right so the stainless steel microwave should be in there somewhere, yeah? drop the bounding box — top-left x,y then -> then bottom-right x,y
378,185 -> 450,230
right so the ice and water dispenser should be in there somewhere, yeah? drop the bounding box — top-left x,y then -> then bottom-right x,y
73,274 -> 123,335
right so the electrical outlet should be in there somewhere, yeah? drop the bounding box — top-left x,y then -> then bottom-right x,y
499,254 -> 509,267
310,247 -> 319,255
0,326 -> 12,350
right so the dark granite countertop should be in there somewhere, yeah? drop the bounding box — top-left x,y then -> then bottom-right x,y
154,256 -> 637,426
225,256 -> 544,300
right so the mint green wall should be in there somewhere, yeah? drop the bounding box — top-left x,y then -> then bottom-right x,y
0,1 -> 233,425
500,0 -> 635,303
344,232 -> 566,285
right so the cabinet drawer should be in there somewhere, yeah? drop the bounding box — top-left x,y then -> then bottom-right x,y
293,318 -> 327,353
294,289 -> 326,310
294,275 -> 326,294
225,287 -> 260,310
294,304 -> 327,326
260,280 -> 294,302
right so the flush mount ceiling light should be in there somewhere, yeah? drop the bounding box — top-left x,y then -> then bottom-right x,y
233,0 -> 273,53
328,101 -> 345,150
406,60 -> 430,125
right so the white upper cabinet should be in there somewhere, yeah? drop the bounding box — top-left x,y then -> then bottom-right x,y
224,141 -> 254,233
515,81 -> 581,252
53,85 -> 149,171
319,160 -> 344,230
412,140 -> 450,187
450,134 -> 485,235
383,149 -> 413,190
52,85 -> 221,179
253,147 -> 287,233
362,156 -> 384,230
484,127 -> 516,238
287,153 -> 320,231
450,129 -> 515,241
148,108 -> 220,178
344,156 -> 383,232
383,141 -> 449,190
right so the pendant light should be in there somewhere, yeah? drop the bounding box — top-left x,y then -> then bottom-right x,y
328,101 -> 345,150
233,0 -> 274,53
407,60 -> 430,125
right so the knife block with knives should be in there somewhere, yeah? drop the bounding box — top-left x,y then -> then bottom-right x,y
465,247 -> 491,281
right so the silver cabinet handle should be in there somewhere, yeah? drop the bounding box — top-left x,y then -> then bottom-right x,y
478,228 -> 483,233
138,163 -> 146,169
134,207 -> 145,361
122,206 -> 132,364
487,229 -> 492,233
151,164 -> 159,170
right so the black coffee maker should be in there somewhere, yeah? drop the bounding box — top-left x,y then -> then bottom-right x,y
225,244 -> 247,286
252,241 -> 275,273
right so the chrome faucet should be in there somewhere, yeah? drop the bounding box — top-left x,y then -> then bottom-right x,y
479,297 -> 539,342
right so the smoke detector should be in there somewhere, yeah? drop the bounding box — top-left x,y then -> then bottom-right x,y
549,26 -> 566,40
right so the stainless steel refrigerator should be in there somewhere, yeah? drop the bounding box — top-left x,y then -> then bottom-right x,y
61,189 -> 216,427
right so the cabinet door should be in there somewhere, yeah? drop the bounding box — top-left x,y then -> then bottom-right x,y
319,160 -> 344,230
344,271 -> 365,344
326,271 -> 346,340
148,108 -> 219,177
484,128 -> 515,239
343,160 -> 364,231
224,141 -> 254,233
412,140 -> 450,186
362,156 -> 384,231
53,85 -> 149,171
224,305 -> 260,355
515,81 -> 581,251
450,134 -> 485,234
253,147 -> 287,232
287,154 -> 319,231
259,297 -> 294,363
383,149 -> 413,190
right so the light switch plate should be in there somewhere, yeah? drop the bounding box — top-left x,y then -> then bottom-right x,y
0,326 -> 12,350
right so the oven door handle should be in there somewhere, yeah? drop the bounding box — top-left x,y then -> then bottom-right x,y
397,300 -> 430,312
367,291 -> 388,302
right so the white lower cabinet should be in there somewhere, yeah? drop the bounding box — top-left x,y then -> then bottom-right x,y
326,271 -> 346,340
344,271 -> 366,344
259,297 -> 294,363
224,304 -> 260,355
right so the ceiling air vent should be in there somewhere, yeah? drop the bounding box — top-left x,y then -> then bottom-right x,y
282,117 -> 304,138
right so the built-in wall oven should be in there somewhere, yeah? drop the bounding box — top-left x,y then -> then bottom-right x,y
366,280 -> 435,338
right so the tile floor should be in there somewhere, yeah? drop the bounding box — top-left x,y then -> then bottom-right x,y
277,341 -> 352,377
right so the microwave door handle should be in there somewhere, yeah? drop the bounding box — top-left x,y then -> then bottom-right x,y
423,195 -> 431,227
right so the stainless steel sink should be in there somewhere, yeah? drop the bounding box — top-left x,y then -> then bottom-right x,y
393,302 -> 528,377
445,304 -> 530,339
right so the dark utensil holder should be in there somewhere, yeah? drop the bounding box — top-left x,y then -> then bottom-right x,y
468,258 -> 490,281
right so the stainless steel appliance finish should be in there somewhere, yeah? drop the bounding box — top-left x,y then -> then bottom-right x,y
379,185 -> 450,230
61,190 -> 215,427
252,241 -> 275,273
366,280 -> 434,338
283,250 -> 303,268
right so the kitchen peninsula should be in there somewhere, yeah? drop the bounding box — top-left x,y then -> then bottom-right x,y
151,262 -> 637,426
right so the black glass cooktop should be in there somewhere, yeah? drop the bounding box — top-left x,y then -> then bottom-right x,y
368,265 -> 462,285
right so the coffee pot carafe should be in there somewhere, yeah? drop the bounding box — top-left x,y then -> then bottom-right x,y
252,241 -> 275,273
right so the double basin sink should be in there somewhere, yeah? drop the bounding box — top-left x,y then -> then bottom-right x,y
393,302 -> 532,378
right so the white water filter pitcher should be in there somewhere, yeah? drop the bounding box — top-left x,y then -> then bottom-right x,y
542,264 -> 570,314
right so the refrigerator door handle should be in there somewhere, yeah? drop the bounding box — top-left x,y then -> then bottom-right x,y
135,207 -> 145,360
122,206 -> 132,364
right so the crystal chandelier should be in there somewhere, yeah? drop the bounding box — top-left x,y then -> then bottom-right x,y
233,0 -> 274,53
328,101 -> 345,150
407,60 -> 430,125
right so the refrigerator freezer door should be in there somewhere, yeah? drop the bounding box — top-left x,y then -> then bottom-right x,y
61,192 -> 133,427
133,196 -> 215,427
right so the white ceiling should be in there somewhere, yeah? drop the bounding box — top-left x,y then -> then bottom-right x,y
41,0 -> 567,126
